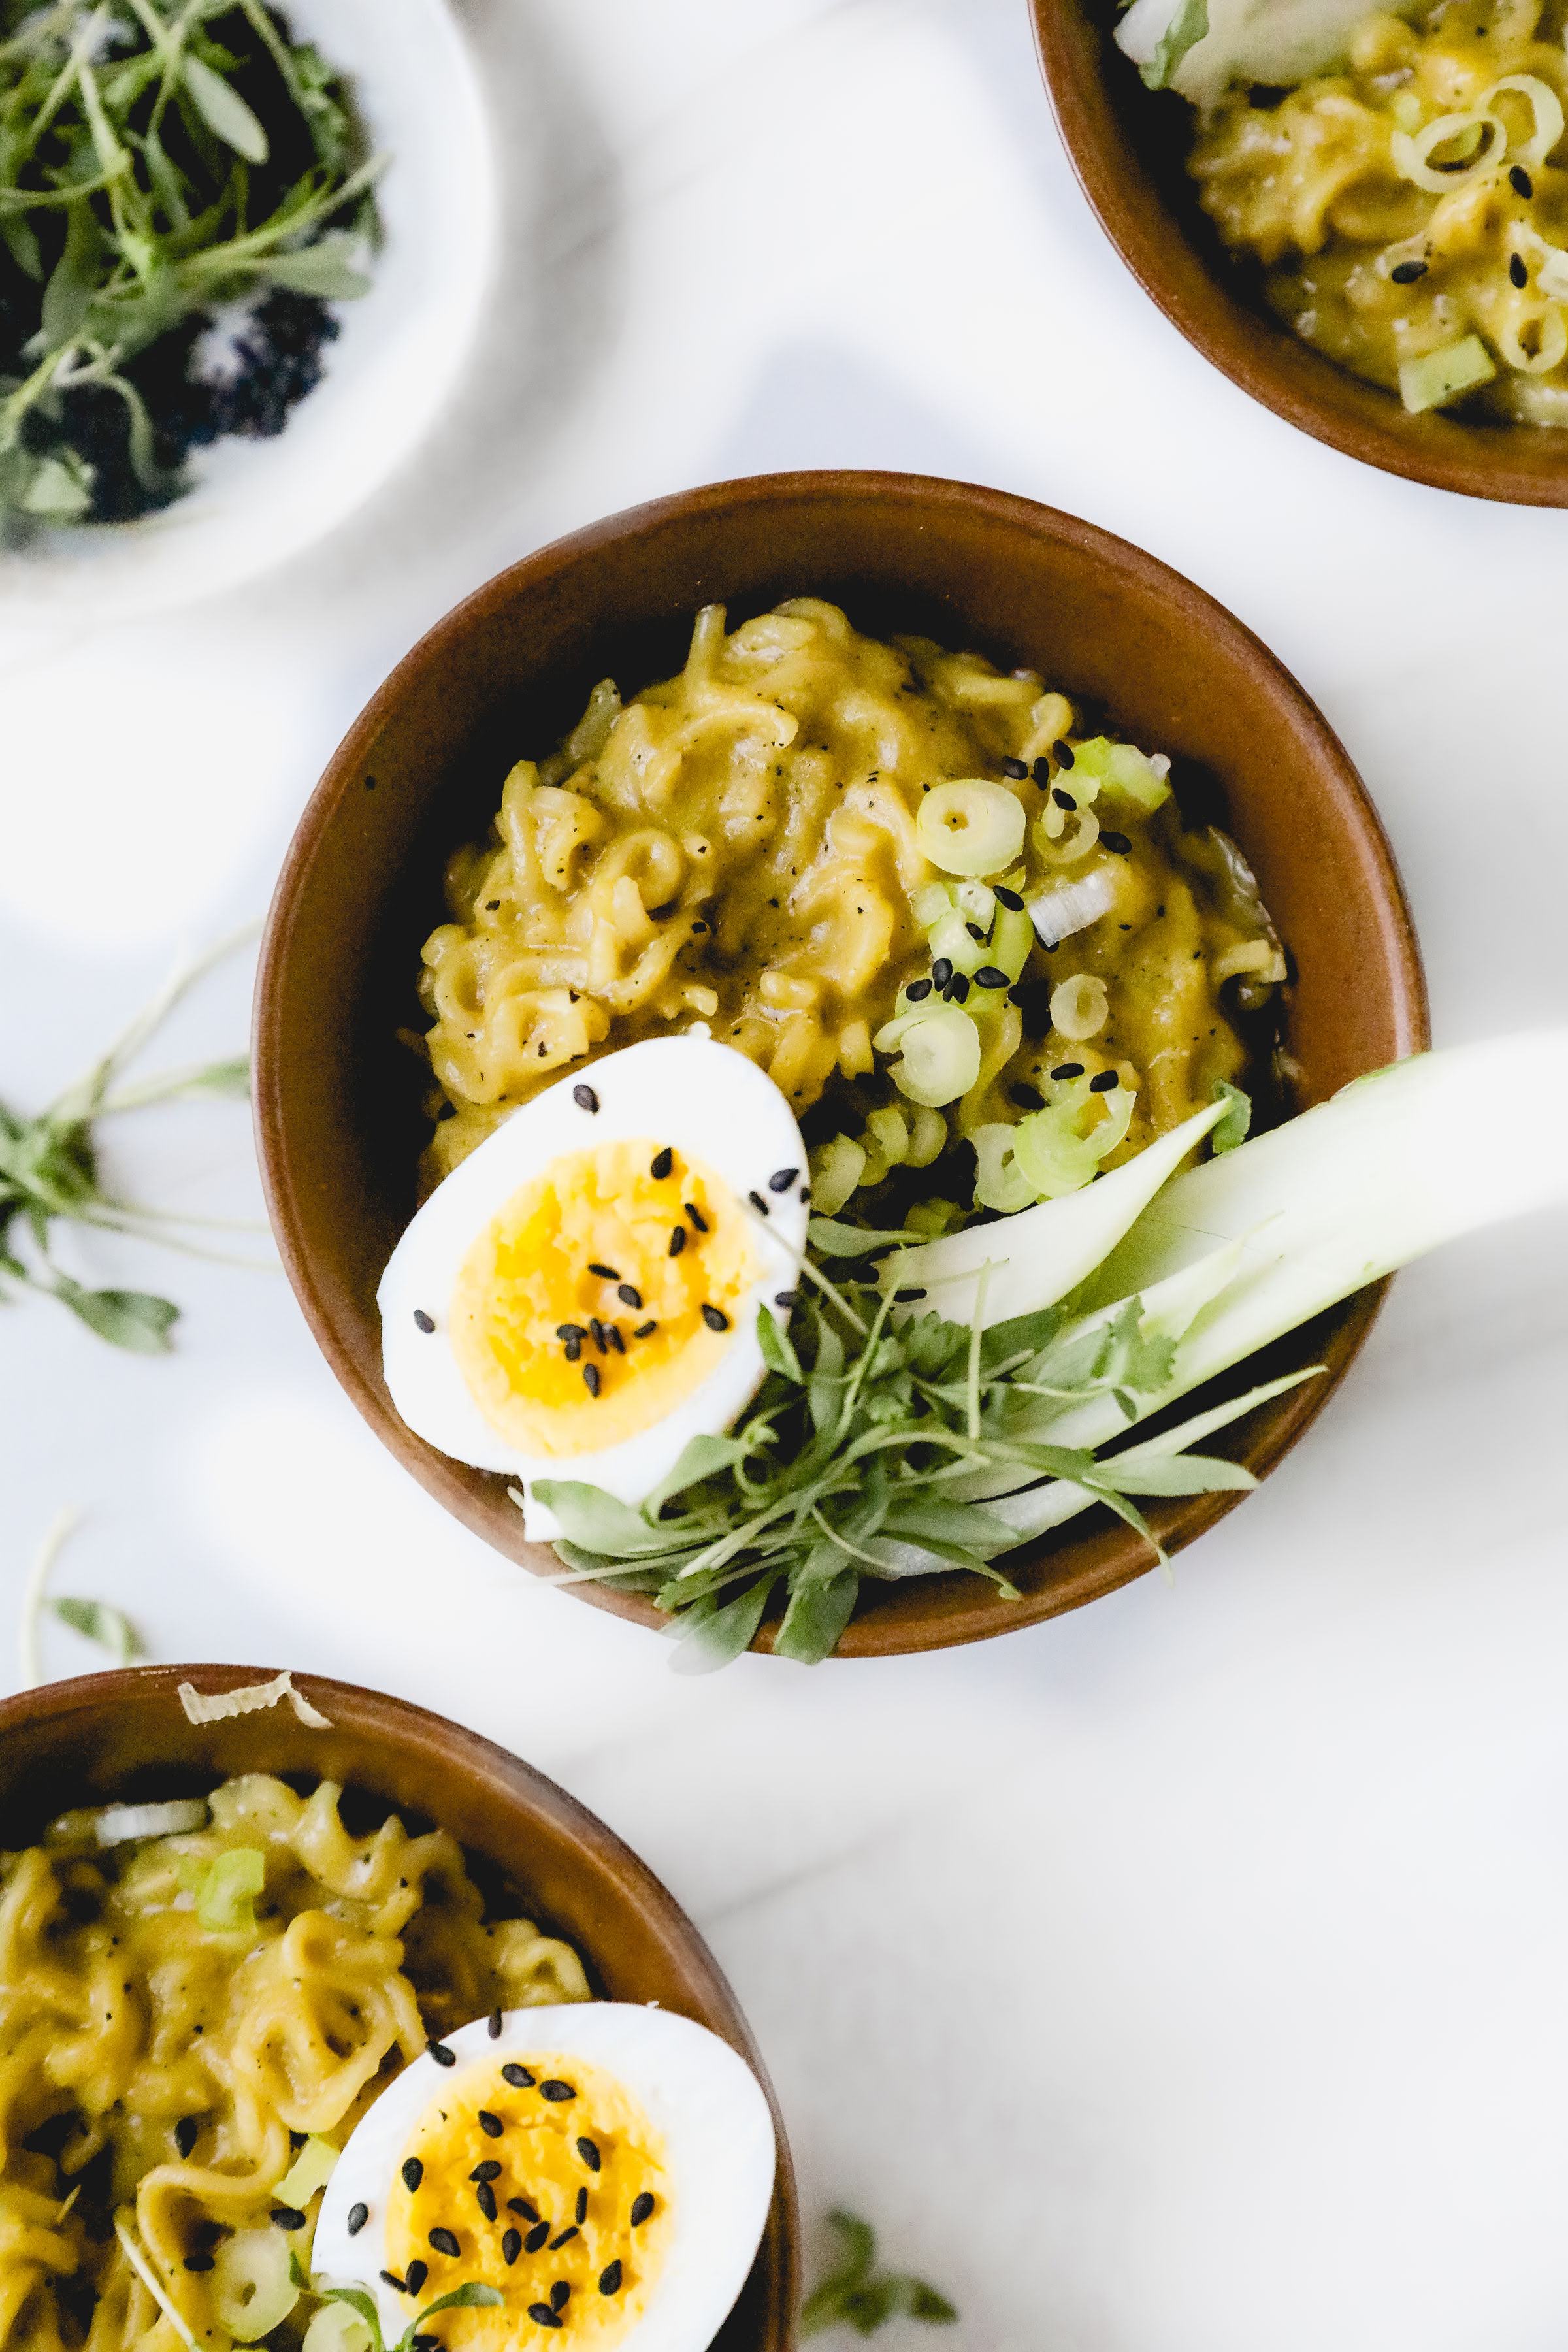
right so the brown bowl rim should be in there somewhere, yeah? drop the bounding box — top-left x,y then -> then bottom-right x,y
1030,0 -> 1568,507
254,467 -> 1429,1659
0,1662 -> 799,2350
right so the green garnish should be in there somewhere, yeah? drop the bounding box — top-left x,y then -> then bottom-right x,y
195,1844 -> 265,1932
317,2280 -> 504,2352
1135,0 -> 1209,89
801,2212 -> 956,2338
16,1503 -> 146,1686
532,1265 -> 1253,1671
0,0 -> 382,525
1211,1079 -> 1252,1153
0,930 -> 261,1350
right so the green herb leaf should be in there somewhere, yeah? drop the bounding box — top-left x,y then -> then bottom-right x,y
669,1577 -> 779,1675
395,2283 -> 504,2352
801,2212 -> 955,2340
52,1276 -> 179,1353
254,236 -> 370,299
1212,1079 -> 1252,1153
182,52 -> 270,163
318,2285 -> 384,2352
1140,0 -> 1209,87
756,1304 -> 804,1384
1092,1450 -> 1255,1496
51,1596 -> 144,1661
529,1482 -> 674,1557
806,1216 -> 924,1259
195,1846 -> 265,1933
772,1565 -> 859,1666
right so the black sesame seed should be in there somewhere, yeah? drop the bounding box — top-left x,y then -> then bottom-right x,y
427,2040 -> 457,2068
576,2138 -> 602,2172
905,977 -> 932,1000
502,2065 -> 535,2089
540,2080 -> 576,2103
1032,757 -> 1051,785
650,1147 -> 674,1180
184,2255 -> 214,2272
487,2007 -> 503,2038
1051,1062 -> 1085,1081
551,2283 -> 571,2311
527,2306 -> 562,2330
508,2198 -> 540,2223
893,1287 -> 928,1303
684,1202 -> 708,1232
974,965 -> 1010,989
767,1167 -> 798,1191
1102,830 -> 1132,855
502,2230 -> 523,2266
589,1317 -> 608,1352
583,1362 -> 601,1397
630,2193 -> 655,2227
599,2261 -> 623,2296
1390,258 -> 1428,283
549,2227 -> 579,2251
476,2182 -> 498,2221
555,1323 -> 586,1341
668,1224 -> 687,1256
525,2221 -> 551,2253
617,1284 -> 642,1309
410,2338 -> 439,2352
930,957 -> 953,988
588,1262 -> 619,1281
346,2204 -> 368,2238
994,885 -> 1024,910
427,2228 -> 461,2259
413,1309 -> 435,1334
572,1085 -> 599,1113
1089,1070 -> 1119,1093
486,900 -> 500,911
1053,739 -> 1075,768
606,1324 -> 625,1354
774,1289 -> 800,1309
1052,786 -> 1077,811
575,2189 -> 588,2224
945,972 -> 970,1004
405,2261 -> 428,2298
633,1318 -> 657,1337
1000,756 -> 1028,779
402,2159 -> 423,2193
271,2206 -> 306,2232
175,2118 -> 199,2159
1010,1083 -> 1045,1111
564,1335 -> 581,1363
470,2161 -> 501,2183
748,1189 -> 770,1215
380,2273 -> 406,2294
700,1303 -> 730,1331
965,921 -> 986,942
1510,252 -> 1528,287
1511,163 -> 1533,197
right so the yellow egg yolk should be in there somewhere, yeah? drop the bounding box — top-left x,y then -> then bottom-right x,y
382,2053 -> 672,2352
450,1140 -> 755,1456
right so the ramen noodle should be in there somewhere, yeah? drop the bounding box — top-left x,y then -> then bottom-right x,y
414,600 -> 1284,1227
0,1777 -> 587,2352
1188,0 -> 1568,420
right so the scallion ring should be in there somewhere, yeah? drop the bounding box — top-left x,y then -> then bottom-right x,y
1049,973 -> 1110,1043
1480,74 -> 1564,168
1392,110 -> 1506,193
873,1003 -> 983,1107
916,780 -> 1026,877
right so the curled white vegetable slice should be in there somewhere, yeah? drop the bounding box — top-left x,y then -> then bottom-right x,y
1495,301 -> 1568,373
177,1671 -> 333,1728
874,1002 -> 982,1107
1482,74 -> 1564,166
93,1797 -> 209,1846
1392,110 -> 1505,191
917,780 -> 1026,877
1049,973 -> 1110,1041
1029,868 -> 1118,950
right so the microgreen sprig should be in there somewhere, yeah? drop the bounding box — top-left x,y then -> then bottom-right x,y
801,2212 -> 956,2339
0,928 -> 265,1350
317,2279 -> 504,2352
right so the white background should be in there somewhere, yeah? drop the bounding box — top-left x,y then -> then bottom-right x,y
3,3 -> 1567,2347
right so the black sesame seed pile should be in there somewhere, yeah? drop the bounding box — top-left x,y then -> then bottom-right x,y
384,2061 -> 664,2338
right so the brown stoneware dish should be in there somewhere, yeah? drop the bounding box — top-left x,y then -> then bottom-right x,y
255,468 -> 1428,1658
0,1663 -> 798,2351
1032,0 -> 1568,506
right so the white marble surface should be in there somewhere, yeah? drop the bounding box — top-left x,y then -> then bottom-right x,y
3,3 -> 1567,2347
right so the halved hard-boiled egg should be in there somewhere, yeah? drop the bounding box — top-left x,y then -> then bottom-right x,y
312,2004 -> 776,2352
378,1038 -> 809,1511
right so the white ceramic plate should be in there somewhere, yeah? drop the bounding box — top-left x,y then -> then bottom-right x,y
0,0 -> 497,620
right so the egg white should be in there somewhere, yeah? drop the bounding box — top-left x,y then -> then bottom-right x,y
312,2003 -> 776,2352
378,1038 -> 809,1516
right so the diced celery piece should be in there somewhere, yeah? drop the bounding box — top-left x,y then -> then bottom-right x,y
1071,736 -> 1170,811
989,904 -> 1035,982
1399,335 -> 1495,414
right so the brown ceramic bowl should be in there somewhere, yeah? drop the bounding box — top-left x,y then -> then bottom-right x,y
0,1663 -> 798,2352
1033,0 -> 1568,506
255,469 -> 1428,1658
